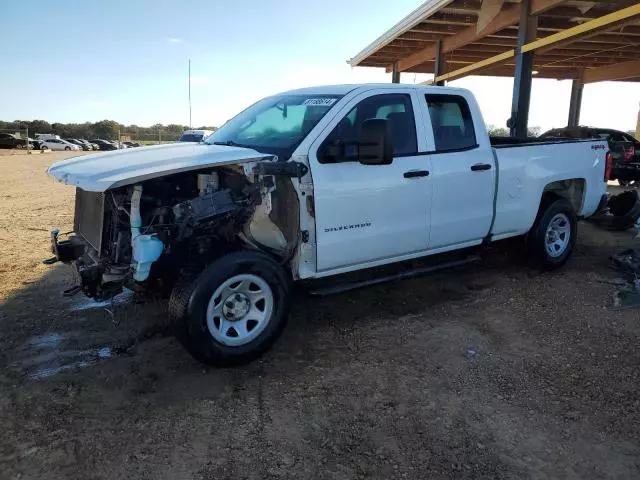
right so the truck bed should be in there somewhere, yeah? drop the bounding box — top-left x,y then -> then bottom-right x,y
489,137 -> 607,242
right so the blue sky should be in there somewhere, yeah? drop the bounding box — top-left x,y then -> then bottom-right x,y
1,0 -> 638,131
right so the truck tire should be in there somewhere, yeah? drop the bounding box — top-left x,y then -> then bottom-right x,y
527,197 -> 577,270
169,251 -> 292,366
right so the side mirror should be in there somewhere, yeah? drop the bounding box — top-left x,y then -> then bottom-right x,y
358,119 -> 393,165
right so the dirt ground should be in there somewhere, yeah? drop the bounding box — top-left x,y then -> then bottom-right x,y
1,152 -> 640,479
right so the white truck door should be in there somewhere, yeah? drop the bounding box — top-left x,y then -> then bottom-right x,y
309,90 -> 433,273
422,93 -> 495,249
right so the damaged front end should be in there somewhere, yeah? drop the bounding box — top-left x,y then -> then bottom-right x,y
46,160 -> 302,301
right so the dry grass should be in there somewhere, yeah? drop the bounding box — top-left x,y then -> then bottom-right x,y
0,152 -> 80,298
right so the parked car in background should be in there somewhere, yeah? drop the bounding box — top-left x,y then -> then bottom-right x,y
89,139 -> 118,151
83,140 -> 100,150
541,127 -> 640,186
0,133 -> 29,149
64,138 -> 92,151
177,129 -> 214,142
123,141 -> 140,148
40,138 -> 81,151
74,139 -> 96,150
0,133 -> 47,150
28,138 -> 49,150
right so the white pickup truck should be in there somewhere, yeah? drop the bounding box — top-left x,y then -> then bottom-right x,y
47,84 -> 610,366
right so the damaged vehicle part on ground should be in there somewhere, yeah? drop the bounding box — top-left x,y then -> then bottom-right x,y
46,84 -> 609,366
587,190 -> 640,231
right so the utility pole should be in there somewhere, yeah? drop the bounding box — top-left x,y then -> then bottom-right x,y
188,59 -> 192,129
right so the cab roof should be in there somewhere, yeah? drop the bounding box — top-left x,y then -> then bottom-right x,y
280,83 -> 468,96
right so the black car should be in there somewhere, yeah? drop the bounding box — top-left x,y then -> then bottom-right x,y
541,127 -> 640,186
0,133 -> 29,149
89,139 -> 118,151
123,141 -> 140,148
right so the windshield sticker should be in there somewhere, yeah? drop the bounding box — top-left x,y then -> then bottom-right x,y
303,98 -> 337,107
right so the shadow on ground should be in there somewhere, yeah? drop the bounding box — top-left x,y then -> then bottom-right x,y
1,224 -> 640,479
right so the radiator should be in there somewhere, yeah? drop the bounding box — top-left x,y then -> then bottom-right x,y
73,188 -> 105,253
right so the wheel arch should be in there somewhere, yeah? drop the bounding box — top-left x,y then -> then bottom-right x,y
541,178 -> 585,215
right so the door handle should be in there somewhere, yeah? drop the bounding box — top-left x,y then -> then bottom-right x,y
403,170 -> 430,178
471,163 -> 492,171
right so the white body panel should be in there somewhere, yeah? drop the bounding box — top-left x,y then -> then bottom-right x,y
290,84 -> 607,279
47,142 -> 275,191
492,142 -> 607,237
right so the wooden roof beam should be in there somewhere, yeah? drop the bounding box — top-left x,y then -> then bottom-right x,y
584,59 -> 640,83
522,3 -> 640,54
394,0 -> 566,72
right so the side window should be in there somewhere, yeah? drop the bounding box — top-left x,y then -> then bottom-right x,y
320,93 -> 417,163
425,94 -> 477,152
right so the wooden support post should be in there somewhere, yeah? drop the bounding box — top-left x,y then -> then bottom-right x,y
567,75 -> 584,127
508,0 -> 537,138
434,40 -> 446,86
391,62 -> 400,83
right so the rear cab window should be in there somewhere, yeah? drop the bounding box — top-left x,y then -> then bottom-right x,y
425,94 -> 477,152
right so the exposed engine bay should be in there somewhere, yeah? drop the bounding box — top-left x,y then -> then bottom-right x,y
49,164 -> 300,300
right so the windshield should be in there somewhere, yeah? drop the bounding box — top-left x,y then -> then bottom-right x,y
178,133 -> 205,142
205,94 -> 343,157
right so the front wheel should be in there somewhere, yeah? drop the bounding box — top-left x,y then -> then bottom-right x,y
169,251 -> 291,366
526,197 -> 577,270
16,144 -> 24,149
64,146 -> 71,151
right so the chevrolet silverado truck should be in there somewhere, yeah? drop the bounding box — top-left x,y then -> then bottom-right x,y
46,84 -> 610,366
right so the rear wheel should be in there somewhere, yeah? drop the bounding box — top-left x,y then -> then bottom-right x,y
64,146 -> 71,151
15,144 -> 23,149
169,251 -> 291,366
526,197 -> 577,270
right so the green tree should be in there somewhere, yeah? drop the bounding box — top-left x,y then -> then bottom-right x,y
92,120 -> 120,140
27,120 -> 51,136
487,125 -> 509,136
528,126 -> 542,137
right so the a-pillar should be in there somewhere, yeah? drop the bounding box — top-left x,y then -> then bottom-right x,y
567,73 -> 584,127
508,0 -> 537,137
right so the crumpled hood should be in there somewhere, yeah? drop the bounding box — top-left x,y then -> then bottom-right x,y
47,142 -> 276,192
